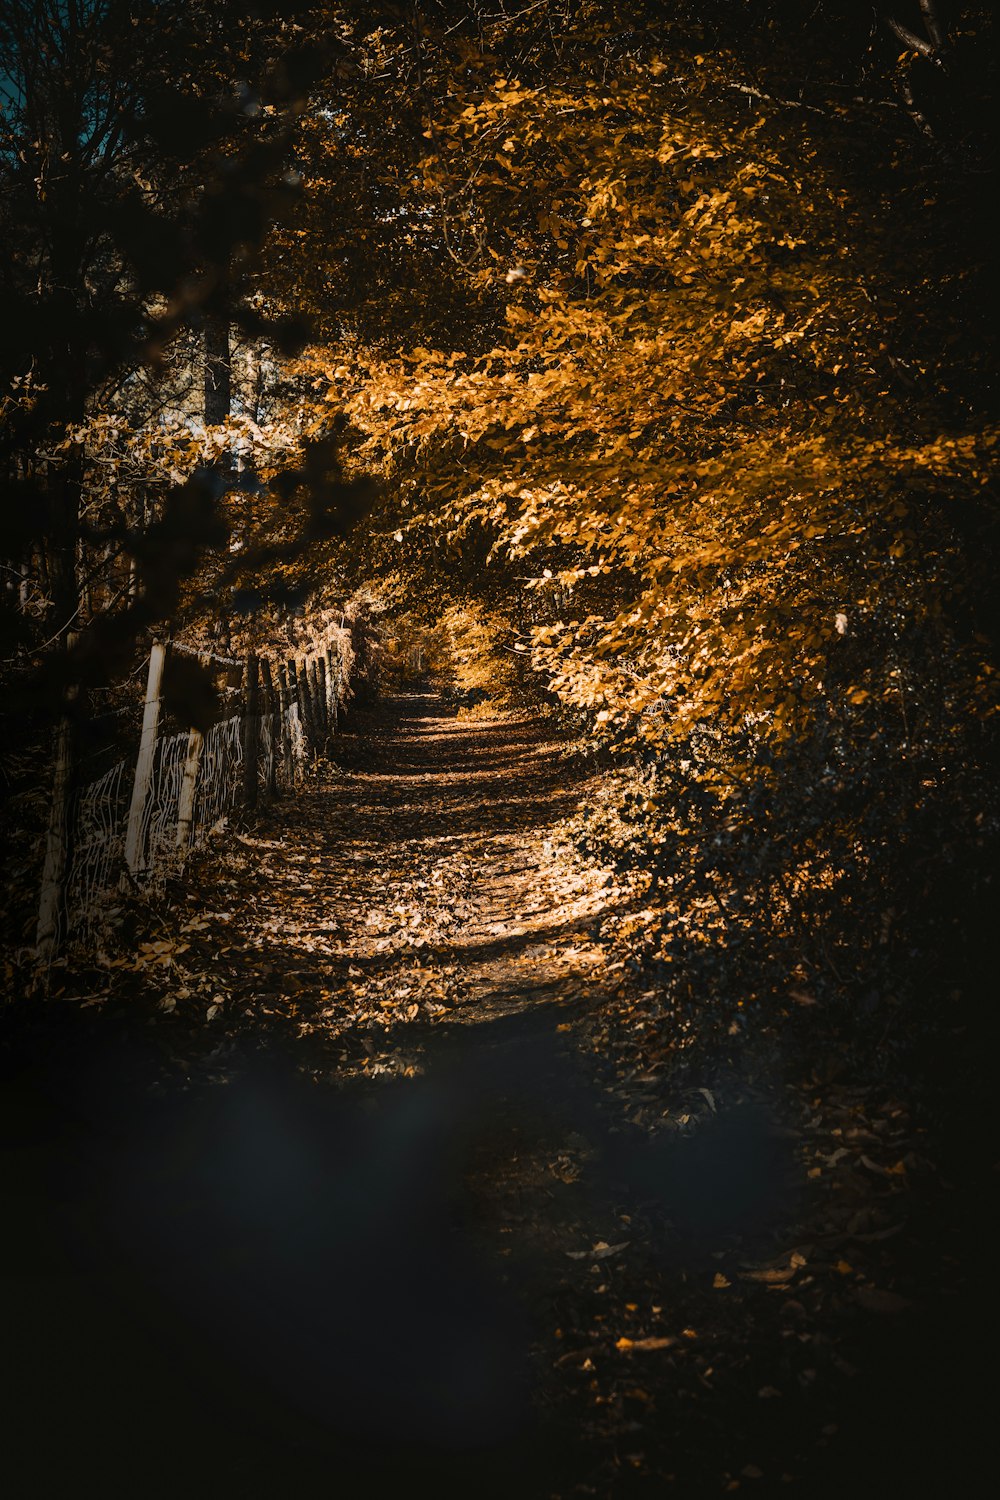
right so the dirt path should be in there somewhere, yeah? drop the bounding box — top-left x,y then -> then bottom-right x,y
152,697 -> 823,1495
6,697 -> 971,1499
206,692 -> 612,1051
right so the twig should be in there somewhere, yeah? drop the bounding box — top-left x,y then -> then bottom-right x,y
725,83 -> 831,118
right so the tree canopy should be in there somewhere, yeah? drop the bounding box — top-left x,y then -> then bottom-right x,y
2,0 -> 996,1031
1,7 -> 997,1493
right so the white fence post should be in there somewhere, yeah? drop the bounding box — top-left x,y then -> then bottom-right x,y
124,639 -> 169,876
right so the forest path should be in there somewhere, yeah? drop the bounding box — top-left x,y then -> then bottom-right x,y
200,692 -> 616,1065
165,693 -> 659,1491
160,696 -> 818,1497
164,696 -> 936,1499
10,697 -> 949,1499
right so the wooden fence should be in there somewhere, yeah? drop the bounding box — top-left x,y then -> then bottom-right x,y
54,635 -> 347,949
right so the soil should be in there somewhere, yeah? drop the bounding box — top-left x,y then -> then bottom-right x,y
1,695 -> 989,1498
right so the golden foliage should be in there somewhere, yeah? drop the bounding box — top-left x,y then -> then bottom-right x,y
298,48 -> 994,743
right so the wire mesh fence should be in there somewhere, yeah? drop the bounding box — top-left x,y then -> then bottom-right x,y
66,757 -> 130,939
141,731 -> 190,873
60,639 -> 345,947
193,715 -> 245,847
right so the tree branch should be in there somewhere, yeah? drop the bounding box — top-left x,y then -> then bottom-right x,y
882,14 -> 942,63
918,0 -> 948,50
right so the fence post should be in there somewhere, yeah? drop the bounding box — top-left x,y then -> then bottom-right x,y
260,658 -> 278,800
278,662 -> 295,785
241,652 -> 260,812
308,657 -> 324,746
287,657 -> 304,757
124,639 -> 169,876
316,654 -> 329,745
333,641 -> 342,727
175,727 -> 204,851
332,648 -> 344,735
291,656 -> 305,750
292,656 -> 316,759
297,655 -> 316,752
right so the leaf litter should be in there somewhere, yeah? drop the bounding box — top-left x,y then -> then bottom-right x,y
24,695 -> 976,1496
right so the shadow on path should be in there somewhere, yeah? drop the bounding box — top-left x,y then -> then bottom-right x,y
2,695 -> 801,1500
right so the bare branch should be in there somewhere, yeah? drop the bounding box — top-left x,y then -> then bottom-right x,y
882,15 -> 940,61
919,0 -> 948,50
725,83 -> 831,119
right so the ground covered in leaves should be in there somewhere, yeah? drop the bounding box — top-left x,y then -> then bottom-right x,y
3,696 -> 990,1497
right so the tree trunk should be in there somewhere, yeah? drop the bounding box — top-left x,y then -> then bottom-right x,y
36,676 -> 80,962
35,438 -> 87,958
204,315 -> 232,426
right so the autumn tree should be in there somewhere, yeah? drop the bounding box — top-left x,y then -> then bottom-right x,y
0,0 -> 333,952
3,0 -> 994,1009
281,1 -> 996,1047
